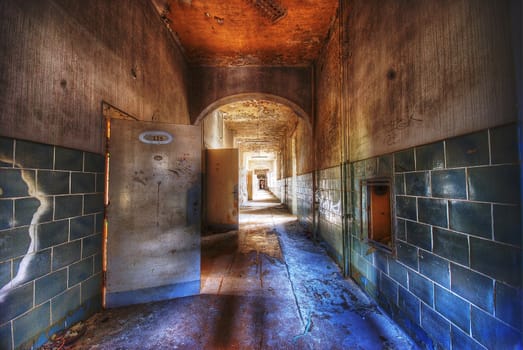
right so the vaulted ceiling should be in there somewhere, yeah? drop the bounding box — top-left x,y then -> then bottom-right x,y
150,0 -> 339,66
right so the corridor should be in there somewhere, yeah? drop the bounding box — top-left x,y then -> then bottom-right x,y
42,190 -> 418,350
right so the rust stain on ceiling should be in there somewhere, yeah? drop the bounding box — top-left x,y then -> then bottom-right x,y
218,99 -> 299,152
150,0 -> 339,66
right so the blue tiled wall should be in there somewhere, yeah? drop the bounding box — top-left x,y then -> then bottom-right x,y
0,137 -> 104,349
350,124 -> 522,349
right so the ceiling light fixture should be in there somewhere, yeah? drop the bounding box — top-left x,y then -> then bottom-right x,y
245,0 -> 287,24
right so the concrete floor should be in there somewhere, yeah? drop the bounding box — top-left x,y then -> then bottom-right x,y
43,190 -> 420,350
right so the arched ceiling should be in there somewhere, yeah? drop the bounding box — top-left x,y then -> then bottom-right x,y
218,99 -> 299,153
150,0 -> 339,66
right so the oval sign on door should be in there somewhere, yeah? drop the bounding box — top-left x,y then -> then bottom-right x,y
138,131 -> 173,145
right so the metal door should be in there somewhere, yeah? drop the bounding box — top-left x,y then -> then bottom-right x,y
205,149 -> 239,232
106,119 -> 201,307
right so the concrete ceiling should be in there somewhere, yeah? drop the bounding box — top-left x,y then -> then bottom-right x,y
219,99 -> 299,153
150,0 -> 339,66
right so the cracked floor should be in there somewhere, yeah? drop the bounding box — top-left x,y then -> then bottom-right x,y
45,190 -> 420,350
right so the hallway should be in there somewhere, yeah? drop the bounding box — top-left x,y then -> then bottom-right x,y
43,190 -> 418,350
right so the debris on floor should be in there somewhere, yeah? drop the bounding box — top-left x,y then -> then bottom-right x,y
40,190 -> 419,350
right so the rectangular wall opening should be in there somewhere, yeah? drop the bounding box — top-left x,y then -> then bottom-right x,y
361,178 -> 394,253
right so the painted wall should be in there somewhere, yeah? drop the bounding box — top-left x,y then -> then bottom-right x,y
0,137 -> 105,350
189,67 -> 312,124
314,13 -> 342,170
0,0 -> 190,154
347,0 -> 516,161
203,110 -> 234,149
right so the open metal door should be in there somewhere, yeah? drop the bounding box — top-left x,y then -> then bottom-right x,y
205,149 -> 239,232
105,119 -> 201,307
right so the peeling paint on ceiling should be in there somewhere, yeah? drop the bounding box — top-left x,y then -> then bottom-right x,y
150,0 -> 339,66
218,99 -> 299,153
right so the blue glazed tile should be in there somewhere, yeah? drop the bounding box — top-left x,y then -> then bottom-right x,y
468,165 -> 520,204
94,213 -> 104,234
433,227 -> 469,266
0,282 -> 34,324
96,173 -> 105,193
37,171 -> 70,195
419,251 -> 450,288
421,303 -> 451,350
0,227 -> 31,260
0,322 -> 12,350
431,169 -> 466,199
396,196 -> 417,220
449,200 -> 491,238
408,270 -> 434,306
396,241 -> 418,270
0,136 -> 14,167
70,215 -> 95,240
0,169 -> 33,198
415,142 -> 445,171
396,218 -> 406,240
68,257 -> 93,287
15,140 -> 54,169
84,193 -> 104,214
405,172 -> 430,197
93,254 -> 102,273
394,174 -> 405,195
434,285 -> 471,332
55,147 -> 83,171
51,285 -> 81,323
418,198 -> 447,228
378,155 -> 393,176
71,173 -> 95,194
470,237 -> 521,287
380,273 -> 398,304
13,302 -> 50,349
493,205 -> 521,246
446,131 -> 489,168
37,220 -> 69,250
365,158 -> 377,177
55,195 -> 83,219
451,326 -> 486,350
490,124 -> 518,164
450,263 -> 494,313
52,240 -> 81,270
406,221 -> 432,251
495,282 -> 522,330
84,152 -> 104,173
81,273 -> 102,303
0,199 -> 13,230
398,286 -> 421,324
13,249 -> 51,284
0,260 -> 11,287
388,259 -> 408,287
374,251 -> 388,272
394,149 -> 415,173
471,306 -> 522,350
15,197 -> 51,227
35,269 -> 68,305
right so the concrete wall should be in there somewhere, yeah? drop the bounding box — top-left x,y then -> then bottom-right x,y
0,0 -> 190,154
0,137 -> 105,350
189,66 -> 312,124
